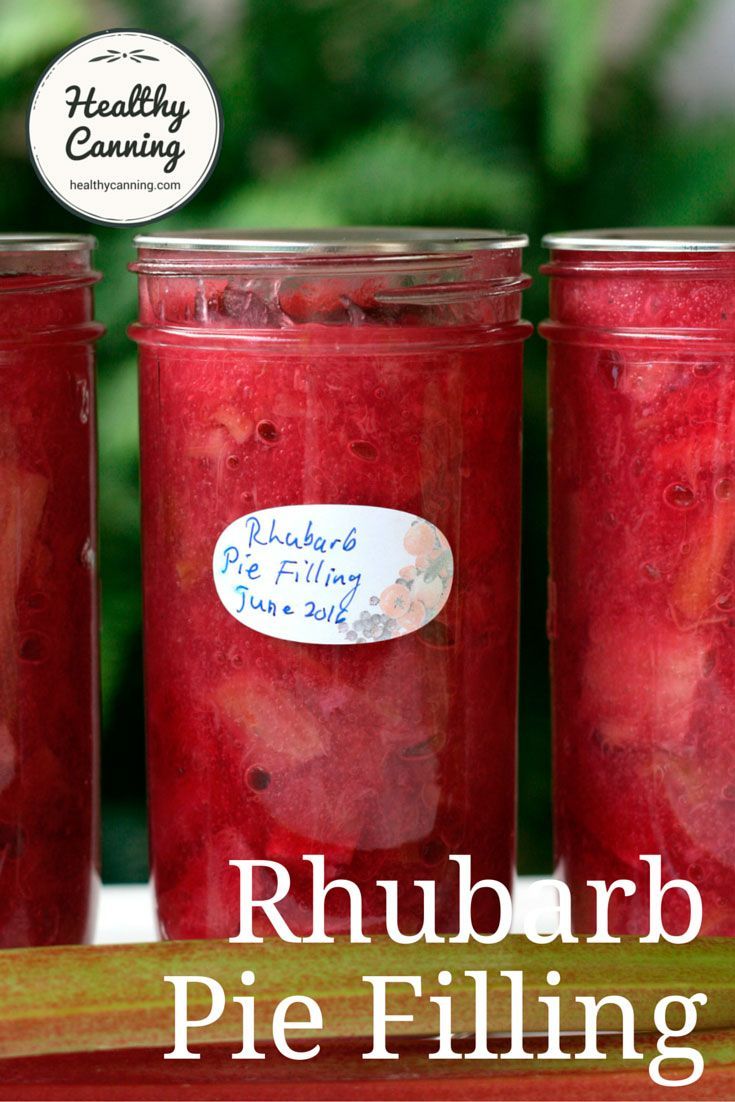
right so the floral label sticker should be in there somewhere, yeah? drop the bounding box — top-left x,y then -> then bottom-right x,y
212,504 -> 453,645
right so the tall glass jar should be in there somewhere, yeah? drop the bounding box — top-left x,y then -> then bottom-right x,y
0,234 -> 102,946
130,228 -> 530,940
542,228 -> 735,936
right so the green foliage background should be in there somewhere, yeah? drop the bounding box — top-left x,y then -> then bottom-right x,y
1,0 -> 733,881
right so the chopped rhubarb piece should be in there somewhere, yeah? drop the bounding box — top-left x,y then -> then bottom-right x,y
213,671 -> 327,769
278,277 -> 383,323
672,500 -> 735,622
581,613 -> 704,748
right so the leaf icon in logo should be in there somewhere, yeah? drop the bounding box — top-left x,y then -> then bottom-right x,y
89,49 -> 122,63
88,48 -> 159,64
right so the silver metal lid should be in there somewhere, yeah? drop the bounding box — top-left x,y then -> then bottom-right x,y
133,227 -> 528,255
0,233 -> 96,252
543,228 -> 735,252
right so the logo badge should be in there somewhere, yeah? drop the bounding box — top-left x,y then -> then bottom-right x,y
27,30 -> 222,226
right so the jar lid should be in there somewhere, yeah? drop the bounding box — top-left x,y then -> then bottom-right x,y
133,226 -> 528,255
0,233 -> 96,252
542,228 -> 735,252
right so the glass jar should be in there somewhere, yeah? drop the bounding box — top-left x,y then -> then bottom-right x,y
541,228 -> 735,936
130,228 -> 530,940
0,234 -> 102,945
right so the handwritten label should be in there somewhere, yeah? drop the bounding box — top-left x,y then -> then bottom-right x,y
212,505 -> 453,645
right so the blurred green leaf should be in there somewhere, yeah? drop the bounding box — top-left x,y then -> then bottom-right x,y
97,359 -> 141,710
543,0 -> 603,177
635,121 -> 735,224
628,0 -> 701,82
222,121 -> 534,227
0,0 -> 85,77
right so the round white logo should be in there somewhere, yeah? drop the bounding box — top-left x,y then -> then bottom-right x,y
27,30 -> 222,226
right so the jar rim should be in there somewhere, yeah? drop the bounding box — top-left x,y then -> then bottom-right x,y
542,227 -> 735,252
133,226 -> 528,255
0,233 -> 96,253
